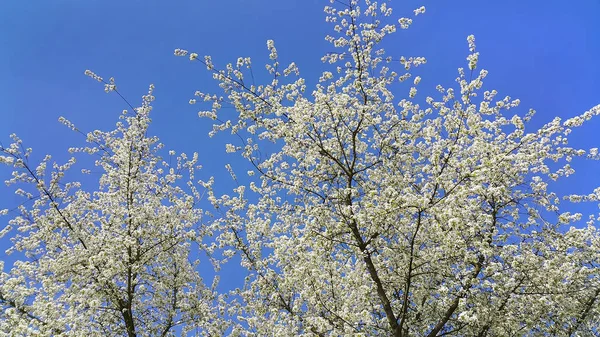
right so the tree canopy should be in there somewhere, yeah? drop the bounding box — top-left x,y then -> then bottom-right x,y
1,0 -> 599,336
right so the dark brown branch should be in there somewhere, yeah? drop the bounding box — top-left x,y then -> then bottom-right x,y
426,255 -> 484,337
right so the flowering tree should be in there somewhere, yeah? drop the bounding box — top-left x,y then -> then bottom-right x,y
175,0 -> 600,336
0,86 -> 224,336
1,0 -> 600,336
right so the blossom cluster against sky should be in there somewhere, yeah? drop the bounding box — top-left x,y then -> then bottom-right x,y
1,0 -> 599,288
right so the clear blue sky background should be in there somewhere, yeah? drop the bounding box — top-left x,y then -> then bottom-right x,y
1,0 -> 599,291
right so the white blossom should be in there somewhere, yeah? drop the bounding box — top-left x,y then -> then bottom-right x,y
414,6 -> 426,16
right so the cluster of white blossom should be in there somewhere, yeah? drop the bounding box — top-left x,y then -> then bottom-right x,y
0,83 -> 225,336
177,0 -> 600,335
1,0 -> 599,336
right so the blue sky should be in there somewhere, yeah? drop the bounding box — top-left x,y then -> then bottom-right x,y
1,0 -> 600,290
